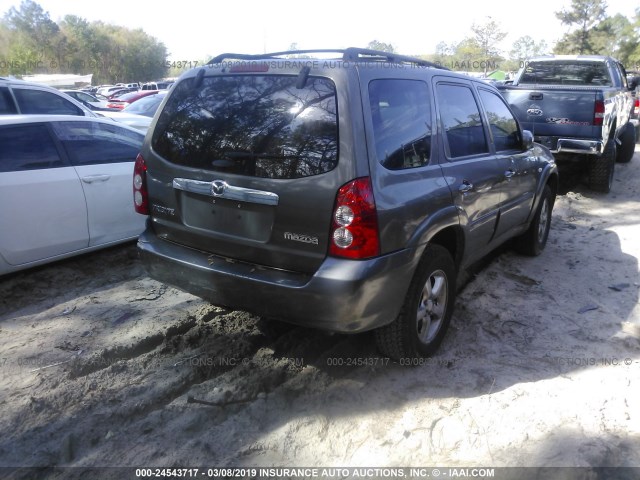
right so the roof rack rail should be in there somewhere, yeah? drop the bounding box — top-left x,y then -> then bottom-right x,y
207,48 -> 448,70
342,48 -> 447,69
207,50 -> 344,65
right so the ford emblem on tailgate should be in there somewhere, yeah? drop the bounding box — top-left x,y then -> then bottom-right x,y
211,180 -> 227,196
527,105 -> 543,116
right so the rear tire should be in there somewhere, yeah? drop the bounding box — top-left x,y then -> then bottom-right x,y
616,122 -> 636,163
375,245 -> 456,361
515,185 -> 554,256
587,139 -> 616,193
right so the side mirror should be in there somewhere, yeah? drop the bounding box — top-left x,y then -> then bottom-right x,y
629,79 -> 638,91
522,129 -> 534,150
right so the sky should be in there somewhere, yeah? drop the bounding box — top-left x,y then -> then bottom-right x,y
0,0 -> 638,62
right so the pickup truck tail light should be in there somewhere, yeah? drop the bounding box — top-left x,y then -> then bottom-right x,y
133,154 -> 149,215
593,99 -> 605,126
329,177 -> 380,259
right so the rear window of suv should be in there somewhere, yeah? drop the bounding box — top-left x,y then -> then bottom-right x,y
152,75 -> 338,179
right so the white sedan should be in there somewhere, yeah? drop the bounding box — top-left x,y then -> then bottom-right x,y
0,115 -> 146,275
61,90 -> 111,109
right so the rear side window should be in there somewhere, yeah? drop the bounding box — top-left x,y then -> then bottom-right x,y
75,92 -> 97,103
52,121 -> 143,166
437,84 -> 489,158
13,88 -> 83,115
152,75 -> 338,179
369,79 -> 432,170
520,61 -> 611,86
478,89 -> 521,152
0,124 -> 64,172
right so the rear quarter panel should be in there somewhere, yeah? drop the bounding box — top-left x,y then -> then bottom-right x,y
356,67 -> 457,255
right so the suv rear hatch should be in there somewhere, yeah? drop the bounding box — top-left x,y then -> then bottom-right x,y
144,68 -> 347,273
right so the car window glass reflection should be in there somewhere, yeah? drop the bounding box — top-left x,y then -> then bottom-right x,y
478,89 -> 521,152
52,121 -> 143,166
152,75 -> 338,179
0,88 -> 17,114
13,89 -> 82,115
0,124 -> 64,172
369,79 -> 432,170
437,84 -> 489,159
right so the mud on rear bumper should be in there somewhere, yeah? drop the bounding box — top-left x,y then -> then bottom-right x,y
137,229 -> 419,333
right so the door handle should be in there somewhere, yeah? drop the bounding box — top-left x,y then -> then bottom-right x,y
82,174 -> 111,183
504,169 -> 515,179
458,181 -> 473,193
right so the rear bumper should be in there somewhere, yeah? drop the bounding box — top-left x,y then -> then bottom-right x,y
137,229 -> 420,333
535,136 -> 603,155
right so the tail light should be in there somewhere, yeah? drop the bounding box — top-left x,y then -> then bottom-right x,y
634,98 -> 639,116
329,177 -> 380,259
594,98 -> 605,126
133,153 -> 149,215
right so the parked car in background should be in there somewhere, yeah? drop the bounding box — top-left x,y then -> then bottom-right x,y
96,85 -> 122,97
123,91 -> 167,117
95,109 -> 153,132
106,90 -> 159,110
136,48 -> 559,360
141,81 -> 173,91
106,87 -> 139,100
61,90 -> 110,109
0,78 -> 154,133
627,70 -> 640,141
499,55 -> 635,193
66,96 -> 119,113
0,115 -> 146,275
1,77 -> 93,116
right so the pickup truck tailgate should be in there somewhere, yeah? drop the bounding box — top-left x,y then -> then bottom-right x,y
502,86 -> 598,138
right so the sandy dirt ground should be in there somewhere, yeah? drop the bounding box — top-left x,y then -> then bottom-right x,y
0,148 -> 639,477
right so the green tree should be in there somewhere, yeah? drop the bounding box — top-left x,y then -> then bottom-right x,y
2,0 -> 62,74
454,38 -> 485,71
367,40 -> 396,53
4,0 -> 59,52
589,14 -> 631,59
59,15 -> 98,73
430,41 -> 456,68
0,1 -> 168,81
167,56 -> 211,78
510,36 -> 549,62
555,0 -> 608,54
470,17 -> 507,74
617,9 -> 640,67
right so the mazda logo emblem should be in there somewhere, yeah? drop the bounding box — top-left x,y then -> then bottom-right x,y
211,180 -> 227,196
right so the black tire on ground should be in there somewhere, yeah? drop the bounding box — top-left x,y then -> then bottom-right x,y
616,122 -> 636,163
375,244 -> 456,361
515,185 -> 554,256
587,139 -> 616,193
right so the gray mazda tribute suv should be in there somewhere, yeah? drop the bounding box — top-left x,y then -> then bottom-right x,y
135,48 -> 558,360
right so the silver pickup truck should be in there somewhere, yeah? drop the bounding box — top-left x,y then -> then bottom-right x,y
499,55 -> 636,193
